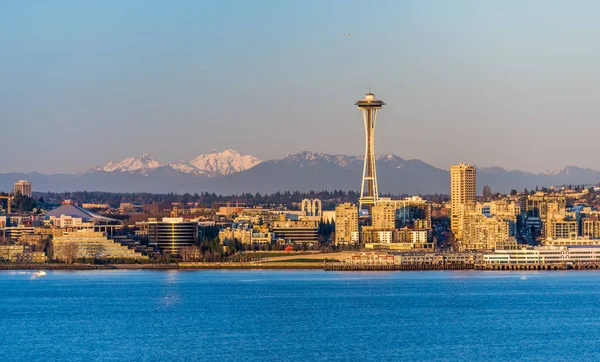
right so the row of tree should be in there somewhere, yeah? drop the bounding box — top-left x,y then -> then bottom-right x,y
33,190 -> 450,210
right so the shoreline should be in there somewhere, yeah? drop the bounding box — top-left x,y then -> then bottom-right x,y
1,262 -> 599,271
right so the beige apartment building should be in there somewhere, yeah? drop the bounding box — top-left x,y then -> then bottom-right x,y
477,200 -> 520,217
218,228 -> 252,244
545,210 -> 578,240
335,203 -> 358,244
371,203 -> 396,230
459,213 -> 513,251
450,163 -> 476,239
455,199 -> 518,251
582,215 -> 600,239
379,196 -> 432,229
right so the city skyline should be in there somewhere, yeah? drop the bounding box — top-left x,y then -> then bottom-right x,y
4,2 -> 600,361
3,1 -> 600,174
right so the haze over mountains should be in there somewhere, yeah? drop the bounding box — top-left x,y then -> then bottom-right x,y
1,150 -> 599,195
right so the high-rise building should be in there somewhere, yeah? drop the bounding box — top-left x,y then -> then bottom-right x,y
388,196 -> 433,229
335,203 -> 358,245
450,163 -> 476,239
355,91 -> 385,212
371,203 -> 396,230
13,180 -> 32,198
482,185 -> 492,199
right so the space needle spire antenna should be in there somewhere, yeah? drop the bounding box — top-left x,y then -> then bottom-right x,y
355,89 -> 385,213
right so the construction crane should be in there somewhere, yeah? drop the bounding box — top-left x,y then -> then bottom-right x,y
0,194 -> 13,215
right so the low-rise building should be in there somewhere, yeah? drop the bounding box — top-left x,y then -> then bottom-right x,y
2,227 -> 35,242
459,212 -> 514,251
363,226 -> 434,251
582,215 -> 600,239
542,238 -> 600,247
219,227 -> 252,244
53,230 -> 148,262
345,251 -> 481,265
272,219 -> 319,244
81,203 -> 110,210
364,242 -> 435,252
484,245 -> 600,265
50,215 -> 84,228
251,231 -> 272,244
147,217 -> 198,255
143,202 -> 173,214
0,245 -> 46,263
546,210 -> 578,240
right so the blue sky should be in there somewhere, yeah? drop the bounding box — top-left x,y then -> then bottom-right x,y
2,0 -> 600,173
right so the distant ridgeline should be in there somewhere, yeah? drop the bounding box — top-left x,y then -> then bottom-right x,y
3,152 -> 600,195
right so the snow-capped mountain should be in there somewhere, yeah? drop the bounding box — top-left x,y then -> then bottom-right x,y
279,151 -> 359,168
543,168 -> 563,176
169,149 -> 261,177
5,151 -> 599,194
86,150 -> 261,177
87,154 -> 162,175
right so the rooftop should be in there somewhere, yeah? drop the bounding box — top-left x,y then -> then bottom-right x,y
44,204 -> 118,223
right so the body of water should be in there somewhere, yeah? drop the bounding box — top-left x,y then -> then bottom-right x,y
2,270 -> 600,361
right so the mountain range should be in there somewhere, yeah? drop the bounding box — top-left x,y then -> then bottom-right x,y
85,149 -> 261,177
1,149 -> 599,195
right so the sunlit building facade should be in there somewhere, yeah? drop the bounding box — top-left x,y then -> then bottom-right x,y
147,217 -> 198,255
450,163 -> 476,239
13,180 -> 32,198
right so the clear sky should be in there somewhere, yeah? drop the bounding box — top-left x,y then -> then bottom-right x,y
2,0 -> 600,174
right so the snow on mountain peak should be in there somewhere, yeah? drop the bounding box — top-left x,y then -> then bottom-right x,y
543,168 -> 564,176
88,154 -> 162,174
168,150 -> 261,177
187,149 -> 261,176
86,150 -> 261,177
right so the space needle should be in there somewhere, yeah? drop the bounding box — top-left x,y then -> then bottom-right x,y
355,90 -> 385,213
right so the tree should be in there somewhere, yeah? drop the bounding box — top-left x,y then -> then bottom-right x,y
56,243 -> 79,264
0,234 -> 8,246
180,245 -> 202,262
11,193 -> 37,213
94,245 -> 106,260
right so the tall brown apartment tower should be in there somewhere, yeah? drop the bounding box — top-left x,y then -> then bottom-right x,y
450,163 -> 476,239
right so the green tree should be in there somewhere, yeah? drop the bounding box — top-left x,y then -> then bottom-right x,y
12,193 -> 37,213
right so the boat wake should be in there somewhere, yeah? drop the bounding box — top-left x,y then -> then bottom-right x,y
10,271 -> 47,280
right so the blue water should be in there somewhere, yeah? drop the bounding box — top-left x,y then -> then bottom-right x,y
2,270 -> 600,361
